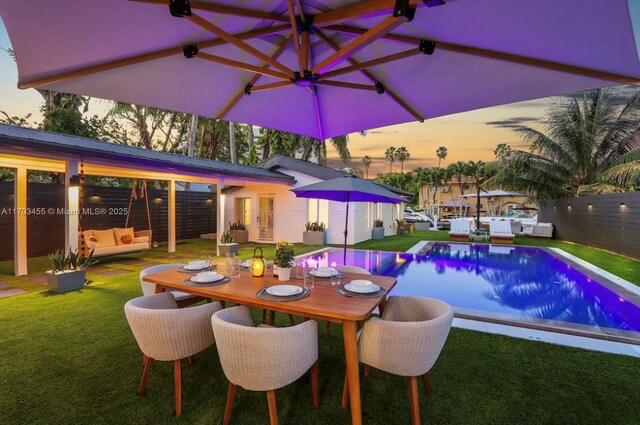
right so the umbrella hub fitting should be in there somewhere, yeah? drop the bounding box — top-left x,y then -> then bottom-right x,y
169,0 -> 192,17
292,71 -> 318,88
393,0 -> 416,21
296,15 -> 318,35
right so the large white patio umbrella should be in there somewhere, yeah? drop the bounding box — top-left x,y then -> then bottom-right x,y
1,0 -> 640,139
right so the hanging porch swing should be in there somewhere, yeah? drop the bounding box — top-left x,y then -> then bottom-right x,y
78,178 -> 153,258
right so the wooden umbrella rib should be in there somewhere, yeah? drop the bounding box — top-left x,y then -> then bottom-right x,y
18,25 -> 290,89
326,24 -> 640,86
187,14 -> 294,76
319,48 -> 419,80
313,0 -> 424,27
316,80 -> 377,91
198,53 -> 291,80
286,0 -> 305,72
316,32 -> 423,122
251,81 -> 294,92
216,37 -> 293,120
129,0 -> 289,22
312,15 -> 409,75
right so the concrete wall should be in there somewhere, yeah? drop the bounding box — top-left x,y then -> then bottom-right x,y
538,192 -> 640,259
224,167 -> 401,245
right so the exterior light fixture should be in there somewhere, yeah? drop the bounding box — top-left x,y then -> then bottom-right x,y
621,202 -> 626,207
69,175 -> 81,187
251,246 -> 266,277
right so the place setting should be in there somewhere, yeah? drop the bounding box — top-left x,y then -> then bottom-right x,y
336,279 -> 387,299
177,256 -> 215,273
183,271 -> 231,287
256,284 -> 311,302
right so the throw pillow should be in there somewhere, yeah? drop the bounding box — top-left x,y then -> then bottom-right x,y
114,228 -> 135,246
93,229 -> 117,247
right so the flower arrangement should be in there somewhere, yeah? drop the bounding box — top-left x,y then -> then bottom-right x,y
274,241 -> 295,268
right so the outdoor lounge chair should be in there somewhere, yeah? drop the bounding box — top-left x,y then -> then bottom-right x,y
342,296 -> 453,425
490,221 -> 515,244
139,264 -> 207,308
449,219 -> 472,241
211,305 -> 319,425
124,292 -> 222,416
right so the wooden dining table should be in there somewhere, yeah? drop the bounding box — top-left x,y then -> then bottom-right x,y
143,266 -> 397,425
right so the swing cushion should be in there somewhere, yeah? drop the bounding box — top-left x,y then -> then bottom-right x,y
93,229 -> 117,247
133,236 -> 150,244
114,228 -> 135,245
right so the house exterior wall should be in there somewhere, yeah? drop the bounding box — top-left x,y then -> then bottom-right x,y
225,167 -> 402,245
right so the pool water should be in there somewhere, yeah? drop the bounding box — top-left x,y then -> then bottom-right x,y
300,244 -> 640,338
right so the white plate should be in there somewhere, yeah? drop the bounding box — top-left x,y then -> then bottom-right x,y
311,267 -> 338,277
344,283 -> 380,294
190,272 -> 224,283
265,285 -> 303,297
350,279 -> 374,288
241,259 -> 252,268
184,261 -> 208,270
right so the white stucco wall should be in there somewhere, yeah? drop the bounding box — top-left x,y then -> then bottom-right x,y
224,167 -> 403,244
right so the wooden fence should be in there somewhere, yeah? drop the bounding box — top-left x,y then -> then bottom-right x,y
538,192 -> 640,259
0,182 -> 217,261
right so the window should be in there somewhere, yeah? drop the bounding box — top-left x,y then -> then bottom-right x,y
308,199 -> 329,227
234,197 -> 251,226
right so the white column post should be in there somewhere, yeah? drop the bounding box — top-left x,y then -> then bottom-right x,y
168,179 -> 176,253
14,167 -> 28,276
65,160 -> 79,254
216,180 -> 225,257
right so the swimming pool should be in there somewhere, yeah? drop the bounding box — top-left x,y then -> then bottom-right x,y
299,243 -> 640,343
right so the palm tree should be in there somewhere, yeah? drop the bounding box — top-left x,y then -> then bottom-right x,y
429,167 -> 447,206
488,89 -> 640,200
384,146 -> 397,173
436,146 -> 448,168
395,146 -> 410,173
362,155 -> 372,179
414,167 -> 431,209
447,161 -> 469,217
493,143 -> 513,162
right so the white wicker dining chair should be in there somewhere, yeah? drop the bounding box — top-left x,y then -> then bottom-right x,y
139,264 -> 207,308
124,292 -> 222,416
342,296 -> 453,425
211,306 -> 319,425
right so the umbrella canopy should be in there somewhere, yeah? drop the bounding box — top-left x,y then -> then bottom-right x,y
292,175 -> 405,263
291,175 -> 406,203
462,190 -> 524,198
2,0 -> 640,139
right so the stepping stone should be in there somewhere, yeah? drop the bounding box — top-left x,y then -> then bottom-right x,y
87,266 -> 110,273
0,288 -> 28,299
120,259 -> 147,266
0,282 -> 10,289
96,269 -> 132,277
26,275 -> 49,286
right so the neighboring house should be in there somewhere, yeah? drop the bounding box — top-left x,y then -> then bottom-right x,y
223,155 -> 410,245
418,178 -> 532,217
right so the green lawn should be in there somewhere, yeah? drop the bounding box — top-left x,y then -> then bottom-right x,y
0,234 -> 639,424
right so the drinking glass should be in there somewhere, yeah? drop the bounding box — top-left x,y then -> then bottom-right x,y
296,260 -> 307,280
230,257 -> 241,278
330,271 -> 341,286
225,254 -> 234,275
201,255 -> 211,270
303,271 -> 314,290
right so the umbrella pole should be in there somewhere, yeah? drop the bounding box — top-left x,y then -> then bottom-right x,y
343,193 -> 350,265
476,186 -> 481,229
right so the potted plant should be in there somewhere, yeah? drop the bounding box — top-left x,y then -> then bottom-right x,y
47,249 -> 98,293
229,220 -> 249,244
218,230 -> 239,256
303,221 -> 326,245
372,219 -> 385,239
274,241 -> 295,281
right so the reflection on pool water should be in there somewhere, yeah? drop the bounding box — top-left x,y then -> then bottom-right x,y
299,243 -> 640,337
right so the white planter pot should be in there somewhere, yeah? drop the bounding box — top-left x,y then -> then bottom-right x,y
278,267 -> 291,281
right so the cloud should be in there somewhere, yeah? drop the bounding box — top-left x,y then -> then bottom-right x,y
485,117 -> 540,129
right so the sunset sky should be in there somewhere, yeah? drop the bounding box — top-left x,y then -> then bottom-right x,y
0,20 -> 621,176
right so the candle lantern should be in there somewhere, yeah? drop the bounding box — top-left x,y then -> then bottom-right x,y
251,246 -> 266,277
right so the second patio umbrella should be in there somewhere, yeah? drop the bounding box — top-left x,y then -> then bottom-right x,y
291,175 -> 406,264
